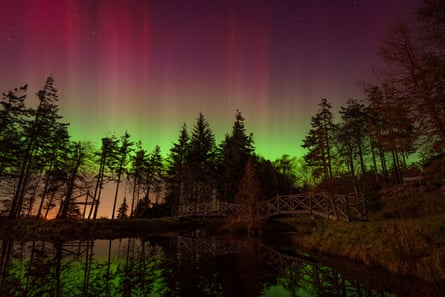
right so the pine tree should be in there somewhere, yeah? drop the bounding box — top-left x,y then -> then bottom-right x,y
111,132 -> 133,220
186,113 -> 216,205
89,135 -> 119,220
129,141 -> 146,217
0,85 -> 29,178
117,197 -> 128,219
302,98 -> 336,183
57,141 -> 86,219
337,98 -> 368,191
166,124 -> 190,208
142,145 -> 163,208
364,84 -> 415,184
219,110 -> 254,202
9,77 -> 68,218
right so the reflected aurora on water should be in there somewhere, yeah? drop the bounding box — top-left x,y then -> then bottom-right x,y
0,237 -> 440,297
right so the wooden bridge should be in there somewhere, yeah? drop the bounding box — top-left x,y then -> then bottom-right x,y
173,192 -> 366,221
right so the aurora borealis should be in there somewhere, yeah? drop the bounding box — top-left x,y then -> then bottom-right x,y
0,0 -> 418,159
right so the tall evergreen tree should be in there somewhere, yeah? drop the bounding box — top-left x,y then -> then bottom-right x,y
111,132 -> 133,220
166,124 -> 190,208
36,123 -> 70,218
57,141 -> 86,219
89,135 -> 119,220
129,141 -> 146,217
219,110 -> 254,203
337,99 -> 368,191
0,85 -> 29,178
143,145 -> 163,207
9,77 -> 68,218
364,84 -> 415,184
302,98 -> 336,183
187,113 -> 216,205
133,145 -> 164,217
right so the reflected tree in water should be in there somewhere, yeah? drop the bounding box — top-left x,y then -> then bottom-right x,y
0,237 -> 442,297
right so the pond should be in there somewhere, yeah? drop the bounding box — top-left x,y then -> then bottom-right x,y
0,236 -> 442,296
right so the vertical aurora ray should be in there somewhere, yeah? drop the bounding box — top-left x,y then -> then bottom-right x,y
0,0 -> 419,159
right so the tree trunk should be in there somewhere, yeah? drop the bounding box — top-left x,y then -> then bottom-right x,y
58,151 -> 82,219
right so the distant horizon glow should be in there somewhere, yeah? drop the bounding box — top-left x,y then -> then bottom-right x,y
0,0 -> 419,160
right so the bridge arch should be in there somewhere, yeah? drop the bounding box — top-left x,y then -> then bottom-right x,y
173,192 -> 367,222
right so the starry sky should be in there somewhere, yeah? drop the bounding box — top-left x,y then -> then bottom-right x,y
0,0 -> 419,160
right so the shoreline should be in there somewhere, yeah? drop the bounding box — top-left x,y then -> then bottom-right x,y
1,196 -> 444,286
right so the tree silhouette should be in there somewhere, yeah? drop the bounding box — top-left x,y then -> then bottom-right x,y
111,132 -> 133,220
0,85 -> 29,179
129,141 -> 146,217
143,145 -> 163,207
187,113 -> 216,205
166,124 -> 190,208
337,98 -> 368,192
218,110 -> 254,203
380,20 -> 445,153
57,141 -> 87,219
9,77 -> 68,218
89,135 -> 119,220
117,197 -> 128,219
302,98 -> 336,184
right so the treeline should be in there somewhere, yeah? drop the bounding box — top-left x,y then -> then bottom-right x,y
302,0 -> 445,194
0,81 -> 296,219
1,0 -> 443,220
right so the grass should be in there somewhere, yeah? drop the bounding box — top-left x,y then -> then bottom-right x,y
1,187 -> 444,283
275,188 -> 445,283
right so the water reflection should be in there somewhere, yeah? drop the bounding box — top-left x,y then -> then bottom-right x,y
0,236 -> 442,297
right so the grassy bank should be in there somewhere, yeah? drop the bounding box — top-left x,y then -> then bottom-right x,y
277,188 -> 445,284
2,188 -> 444,284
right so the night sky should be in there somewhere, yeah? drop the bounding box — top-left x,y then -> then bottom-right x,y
0,0 -> 419,159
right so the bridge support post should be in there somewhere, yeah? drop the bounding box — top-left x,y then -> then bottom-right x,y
330,193 -> 338,221
346,194 -> 351,222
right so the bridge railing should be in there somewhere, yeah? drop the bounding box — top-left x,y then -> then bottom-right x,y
174,202 -> 244,217
173,192 -> 367,221
259,192 -> 355,221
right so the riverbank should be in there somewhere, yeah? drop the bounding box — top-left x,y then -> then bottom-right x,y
277,188 -> 445,284
1,188 -> 444,284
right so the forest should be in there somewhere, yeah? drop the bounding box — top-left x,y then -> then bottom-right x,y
0,0 -> 444,221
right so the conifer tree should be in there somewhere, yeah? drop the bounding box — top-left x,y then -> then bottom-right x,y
117,197 -> 128,219
302,98 -> 336,183
337,99 -> 368,191
111,132 -> 133,220
129,141 -> 146,217
166,124 -> 190,208
9,77 -> 68,218
89,135 -> 119,220
219,110 -> 254,203
142,145 -> 163,208
0,85 -> 29,178
187,113 -> 216,205
58,141 -> 86,219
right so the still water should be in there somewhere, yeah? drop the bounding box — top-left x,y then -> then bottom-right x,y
0,236 -> 442,297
